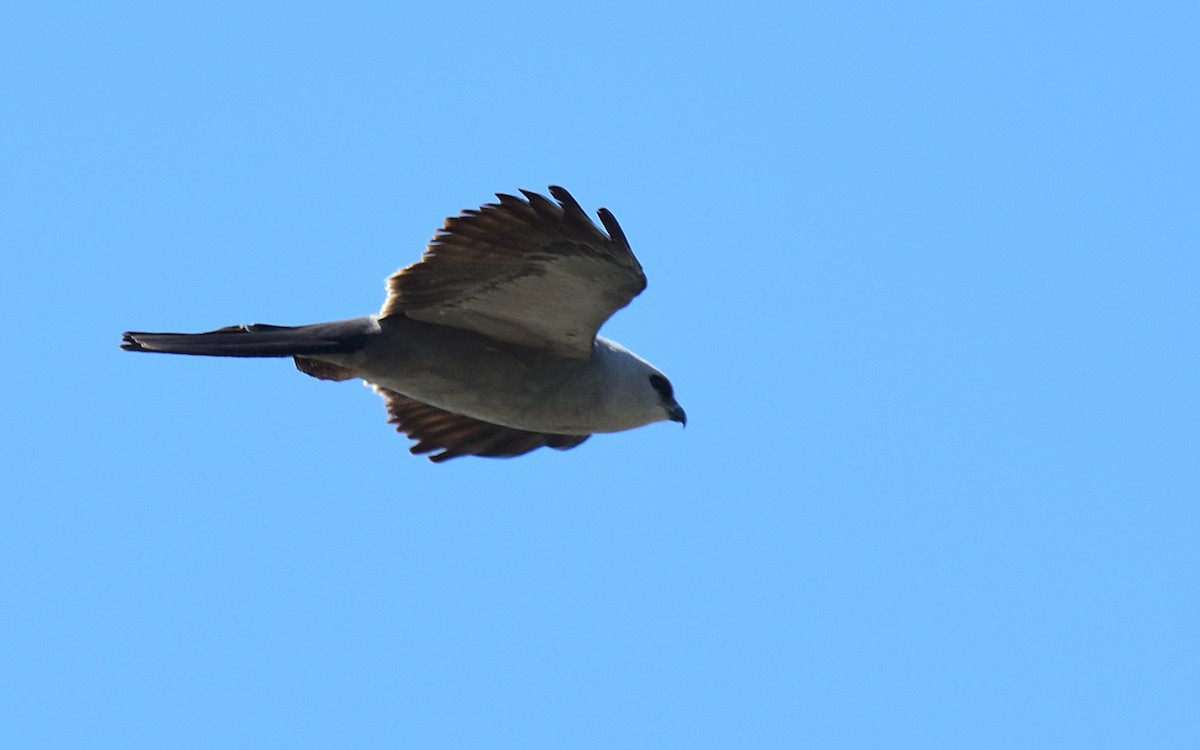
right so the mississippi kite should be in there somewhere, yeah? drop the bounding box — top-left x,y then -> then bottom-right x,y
122,186 -> 685,462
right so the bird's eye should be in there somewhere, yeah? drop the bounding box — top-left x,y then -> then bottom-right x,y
649,374 -> 673,400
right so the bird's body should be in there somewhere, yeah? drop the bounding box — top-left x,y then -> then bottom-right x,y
123,187 -> 684,461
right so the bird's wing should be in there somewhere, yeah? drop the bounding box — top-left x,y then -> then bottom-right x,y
381,186 -> 646,359
375,387 -> 590,463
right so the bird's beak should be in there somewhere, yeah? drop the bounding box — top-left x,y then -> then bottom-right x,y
667,402 -> 687,427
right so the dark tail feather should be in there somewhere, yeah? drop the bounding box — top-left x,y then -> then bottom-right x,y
121,317 -> 379,357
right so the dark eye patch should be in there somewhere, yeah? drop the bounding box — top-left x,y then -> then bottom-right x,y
649,373 -> 673,400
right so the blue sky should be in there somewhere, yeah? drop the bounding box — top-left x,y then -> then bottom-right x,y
3,1 -> 1197,747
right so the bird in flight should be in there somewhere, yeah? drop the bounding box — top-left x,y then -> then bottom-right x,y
122,186 -> 685,462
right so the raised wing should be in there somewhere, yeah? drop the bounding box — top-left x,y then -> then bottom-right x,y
376,388 -> 590,463
381,186 -> 646,359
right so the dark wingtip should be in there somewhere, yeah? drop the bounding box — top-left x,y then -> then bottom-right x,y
596,207 -> 629,248
546,186 -> 630,251
547,185 -> 587,220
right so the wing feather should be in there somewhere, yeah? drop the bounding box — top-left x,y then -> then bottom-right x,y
381,186 -> 645,358
375,388 -> 590,463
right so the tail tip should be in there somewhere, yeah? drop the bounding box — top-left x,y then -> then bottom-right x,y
121,331 -> 148,352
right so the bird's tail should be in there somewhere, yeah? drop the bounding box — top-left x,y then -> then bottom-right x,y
121,317 -> 379,358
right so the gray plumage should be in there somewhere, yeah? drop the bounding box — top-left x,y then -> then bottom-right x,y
122,186 -> 685,462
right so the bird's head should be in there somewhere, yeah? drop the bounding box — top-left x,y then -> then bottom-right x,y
591,337 -> 686,432
648,372 -> 687,427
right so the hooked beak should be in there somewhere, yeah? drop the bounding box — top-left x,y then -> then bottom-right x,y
667,402 -> 687,427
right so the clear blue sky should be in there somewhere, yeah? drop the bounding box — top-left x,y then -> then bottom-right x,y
3,1 -> 1197,747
